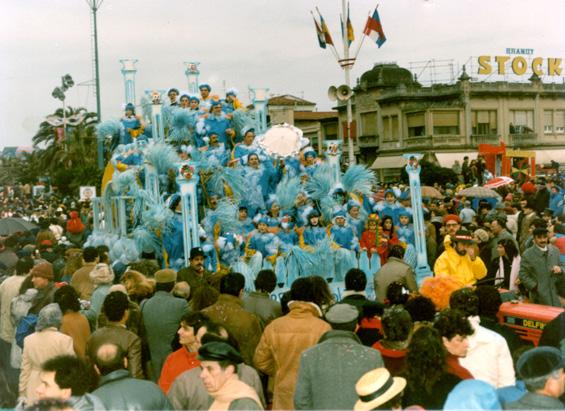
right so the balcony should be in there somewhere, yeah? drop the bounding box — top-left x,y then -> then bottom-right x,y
471,134 -> 500,146
357,134 -> 379,148
405,136 -> 432,148
509,133 -> 537,148
432,135 -> 466,148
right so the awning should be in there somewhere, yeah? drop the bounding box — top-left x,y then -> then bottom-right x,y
370,155 -> 404,170
535,149 -> 565,165
434,152 -> 477,168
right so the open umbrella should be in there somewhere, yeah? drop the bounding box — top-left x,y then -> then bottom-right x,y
0,218 -> 37,236
484,176 -> 514,189
457,186 -> 500,199
421,186 -> 443,199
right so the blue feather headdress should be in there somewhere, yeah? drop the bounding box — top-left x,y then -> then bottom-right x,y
211,199 -> 242,234
275,175 -> 301,211
341,164 -> 377,196
133,226 -> 162,254
231,109 -> 256,137
168,110 -> 198,143
208,167 -> 246,201
96,120 -> 123,141
305,163 -> 337,201
143,141 -> 180,175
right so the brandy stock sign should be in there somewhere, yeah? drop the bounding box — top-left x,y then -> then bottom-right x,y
477,48 -> 563,76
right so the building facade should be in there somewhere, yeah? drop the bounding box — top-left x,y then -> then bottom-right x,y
335,64 -> 565,181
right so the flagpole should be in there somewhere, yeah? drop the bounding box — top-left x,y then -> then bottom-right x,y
341,0 -> 355,165
315,7 -> 342,63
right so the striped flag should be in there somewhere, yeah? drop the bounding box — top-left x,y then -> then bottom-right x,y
363,7 -> 386,48
346,3 -> 355,45
319,13 -> 334,46
313,15 -> 326,49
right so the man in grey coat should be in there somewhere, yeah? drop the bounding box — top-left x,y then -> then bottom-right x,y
489,217 -> 518,261
374,245 -> 417,304
141,269 -> 189,380
294,303 -> 384,410
505,346 -> 564,410
519,228 -> 564,307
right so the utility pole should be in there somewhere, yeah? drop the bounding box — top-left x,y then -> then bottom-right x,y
341,0 -> 355,166
86,0 -> 104,168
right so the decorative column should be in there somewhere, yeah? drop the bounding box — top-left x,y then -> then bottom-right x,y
149,91 -> 166,141
115,196 -> 132,237
324,140 -> 343,183
120,59 -> 138,105
178,171 -> 200,267
184,62 -> 200,95
92,197 -> 101,231
249,87 -> 269,134
144,164 -> 160,202
403,153 -> 433,285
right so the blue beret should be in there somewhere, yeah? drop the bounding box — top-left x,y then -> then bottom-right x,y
199,84 -> 211,91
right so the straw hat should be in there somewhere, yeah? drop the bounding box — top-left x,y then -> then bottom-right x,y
354,368 -> 406,411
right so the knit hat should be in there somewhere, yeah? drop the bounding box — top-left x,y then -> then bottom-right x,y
325,303 -> 359,327
30,262 -> 54,280
89,263 -> 115,285
155,268 -> 177,284
521,181 -> 536,194
473,229 -> 489,243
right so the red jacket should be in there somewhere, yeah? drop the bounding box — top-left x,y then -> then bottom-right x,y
158,348 -> 200,394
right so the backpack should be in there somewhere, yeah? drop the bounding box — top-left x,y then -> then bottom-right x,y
15,314 -> 38,349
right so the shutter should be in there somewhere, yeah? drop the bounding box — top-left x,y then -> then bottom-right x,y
477,111 -> 489,123
407,112 -> 425,127
433,111 -> 459,126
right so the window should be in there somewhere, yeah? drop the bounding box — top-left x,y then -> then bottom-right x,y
406,112 -> 425,137
510,110 -> 534,133
555,110 -> 565,134
361,112 -> 377,136
544,110 -> 553,134
472,110 -> 497,135
382,115 -> 400,141
433,111 -> 460,135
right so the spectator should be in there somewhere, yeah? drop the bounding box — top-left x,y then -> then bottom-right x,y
433,308 -> 475,379
505,347 -> 564,410
202,272 -> 263,366
243,269 -> 282,326
120,269 -> 154,304
82,263 -> 114,329
28,262 -> 57,315
158,312 -> 208,394
444,379 -> 502,410
401,326 -> 462,409
488,238 -> 521,291
459,200 -> 476,226
518,200 -> 538,253
254,277 -> 331,410
374,245 -> 417,304
91,343 -> 172,410
294,303 -> 384,410
168,323 -> 265,410
35,355 -> 103,410
53,285 -> 90,359
434,229 -> 487,286
86,291 -> 143,379
97,284 -> 143,336
372,305 -> 413,376
70,247 -> 99,301
142,269 -> 188,380
197,342 -> 263,410
19,304 -> 75,403
354,368 -> 406,411
449,288 -> 515,388
404,295 -> 436,324
519,227 -> 564,307
177,247 -> 216,293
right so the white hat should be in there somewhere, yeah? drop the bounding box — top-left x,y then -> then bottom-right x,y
354,368 -> 406,411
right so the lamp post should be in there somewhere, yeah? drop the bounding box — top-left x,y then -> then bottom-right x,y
249,87 -> 269,134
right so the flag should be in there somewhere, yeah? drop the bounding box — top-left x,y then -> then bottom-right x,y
363,7 -> 386,47
319,13 -> 334,46
313,15 -> 326,49
346,3 -> 355,45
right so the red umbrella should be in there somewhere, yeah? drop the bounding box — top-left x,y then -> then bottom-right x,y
484,176 -> 514,189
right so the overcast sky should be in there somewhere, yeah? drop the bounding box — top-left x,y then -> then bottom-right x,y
1,0 -> 564,149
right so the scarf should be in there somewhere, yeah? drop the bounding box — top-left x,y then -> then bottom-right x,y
208,376 -> 263,411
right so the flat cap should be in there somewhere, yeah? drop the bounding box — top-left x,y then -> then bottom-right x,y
325,303 -> 360,325
155,268 -> 177,283
198,342 -> 243,364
